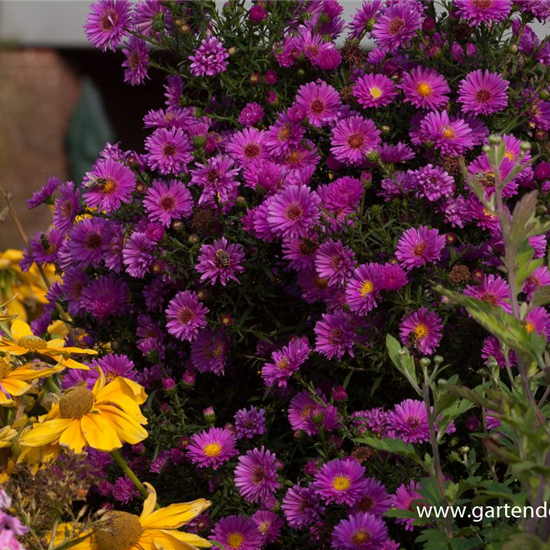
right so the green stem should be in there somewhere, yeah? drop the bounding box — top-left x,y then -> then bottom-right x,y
110,450 -> 150,501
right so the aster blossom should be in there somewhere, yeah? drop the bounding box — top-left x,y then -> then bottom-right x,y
189,34 -> 229,77
399,66 -> 450,110
212,515 -> 263,550
282,484 -> 325,528
165,290 -> 209,342
455,0 -> 512,25
143,179 -> 193,226
145,127 -> 193,175
345,263 -> 382,315
234,446 -> 281,503
331,116 -> 381,166
353,73 -> 397,108
84,0 -> 132,51
295,80 -> 342,127
313,458 -> 368,506
187,427 -> 237,469
458,70 -> 509,115
399,308 -> 443,355
332,513 -> 389,550
262,337 -> 311,387
372,2 -> 424,52
195,237 -> 246,286
395,226 -> 446,270
416,111 -> 475,156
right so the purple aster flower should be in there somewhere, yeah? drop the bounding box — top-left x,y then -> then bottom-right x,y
83,159 -> 136,212
315,240 -> 356,286
372,2 -> 423,52
22,228 -> 63,268
143,179 -> 193,226
122,231 -> 154,278
313,458 -> 368,506
313,42 -> 342,70
295,81 -> 342,128
464,275 -> 511,310
331,116 -> 381,166
409,164 -> 455,202
348,1 -> 382,39
265,112 -> 306,158
187,427 -> 237,469
195,237 -> 246,286
91,353 -> 137,384
416,111 -> 474,156
455,0 -> 512,25
165,290 -> 209,342
84,0 -> 132,51
351,408 -> 389,437
399,66 -> 450,110
53,181 -> 81,234
282,236 -> 319,271
379,263 -> 408,291
122,36 -> 149,85
234,446 -> 280,503
80,275 -> 130,321
189,34 -> 229,77
458,70 -> 509,115
282,484 -> 325,529
262,337 -> 311,387
68,217 -> 108,268
239,102 -> 265,127
164,75 -> 183,110
234,406 -> 267,439
332,513 -> 388,550
191,329 -> 229,375
525,306 -> 550,338
62,267 -> 88,317
226,128 -> 268,167
399,308 -> 443,356
388,399 -> 429,443
112,475 -> 138,503
288,390 -> 340,436
391,481 -> 423,531
524,266 -> 550,299
346,263 -> 382,315
252,511 -> 283,544
378,141 -> 416,163
190,155 -> 240,206
314,310 -> 356,360
133,0 -> 170,37
353,73 -> 397,109
145,127 -> 193,175
352,478 -> 391,516
27,177 -> 61,209
267,185 -> 321,239
212,515 -> 263,550
395,225 -> 445,270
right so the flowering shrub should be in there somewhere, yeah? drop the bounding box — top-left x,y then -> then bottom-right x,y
3,0 -> 550,549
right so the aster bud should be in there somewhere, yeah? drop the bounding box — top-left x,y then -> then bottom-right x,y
433,355 -> 444,365
520,141 -> 532,152
482,145 -> 491,154
197,289 -> 207,300
236,196 -> 247,208
420,357 -> 431,368
228,46 -> 237,55
488,134 -> 502,146
188,234 -> 200,244
381,125 -> 391,135
193,135 -> 207,148
249,73 -> 261,85
172,220 -> 184,231
507,43 -> 518,54
162,377 -> 176,391
438,378 -> 447,386
203,407 -> 216,424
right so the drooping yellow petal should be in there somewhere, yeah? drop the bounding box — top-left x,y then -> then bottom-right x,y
140,530 -> 207,550
0,391 -> 12,404
95,376 -> 147,407
159,530 -> 212,548
49,355 -> 91,370
0,426 -> 16,448
95,379 -> 147,423
19,418 -> 74,447
49,523 -> 94,550
80,413 -> 122,452
140,483 -> 158,522
1,378 -> 31,396
98,405 -> 148,445
141,500 -> 211,530
10,320 -> 33,340
59,420 -> 87,453
0,344 -> 28,356
8,363 -> 64,381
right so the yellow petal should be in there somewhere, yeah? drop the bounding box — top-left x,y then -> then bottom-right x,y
0,391 -> 13,405
159,530 -> 212,549
98,405 -> 148,445
141,500 -> 211,530
49,356 -> 91,370
8,363 -> 64,381
1,378 -> 31,396
59,420 -> 87,453
140,531 -> 204,550
140,483 -> 158,522
96,377 -> 147,407
19,418 -> 74,447
95,379 -> 147,423
80,413 -> 122,452
10,320 -> 33,340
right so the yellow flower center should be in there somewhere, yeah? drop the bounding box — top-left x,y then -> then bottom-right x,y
18,335 -> 47,352
102,178 -> 117,195
227,533 -> 244,549
526,321 -> 535,334
417,82 -> 432,97
482,207 -> 496,219
276,358 -> 290,370
360,280 -> 373,297
203,442 -> 222,457
351,529 -> 370,544
95,512 -> 143,550
59,387 -> 95,419
442,126 -> 455,140
259,521 -> 270,534
505,150 -> 516,161
332,475 -> 351,491
415,324 -> 429,340
0,358 -> 10,380
369,86 -> 383,99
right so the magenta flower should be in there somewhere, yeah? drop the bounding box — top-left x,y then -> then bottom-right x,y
191,329 -> 229,375
348,1 -> 383,40
262,337 -> 311,387
122,36 -> 149,86
68,218 -> 108,268
187,427 -> 238,469
80,276 -> 130,321
315,240 -> 356,286
395,226 -> 445,270
379,263 -> 408,291
464,275 -> 512,311
189,34 -> 229,77
191,155 -> 241,206
391,480 -> 423,531
313,458 -> 368,506
455,0 -> 512,25
234,406 -> 267,439
409,164 -> 455,202
282,484 -> 325,528
372,2 -> 423,52
399,308 -> 443,355
352,478 -> 391,516
84,0 -> 132,52
252,511 -> 284,544
389,399 -> 430,444
332,513 -> 389,550
288,391 -> 340,436
267,185 -> 321,239
458,70 -> 509,115
27,177 -> 61,210
416,111 -> 474,156
145,127 -> 193,175
226,128 -> 268,167
212,515 -> 263,550
83,159 -> 135,212
143,179 -> 193,226
378,142 -> 415,163
122,232 -> 154,278
345,263 -> 382,315
295,81 -> 342,127
331,116 -> 381,166
353,73 -> 397,108
234,446 -> 280,503
525,307 -> 550,338
314,310 -> 357,360
399,66 -> 450,110
195,237 -> 246,286
265,112 -> 306,158
165,290 -> 209,342
238,102 -> 265,127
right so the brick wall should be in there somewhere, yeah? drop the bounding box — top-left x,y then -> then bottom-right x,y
0,48 -> 80,249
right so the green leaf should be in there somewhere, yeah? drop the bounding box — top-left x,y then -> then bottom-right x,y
527,286 -> 550,310
502,533 -> 546,550
354,435 -> 424,467
386,334 -> 420,393
509,190 -> 538,248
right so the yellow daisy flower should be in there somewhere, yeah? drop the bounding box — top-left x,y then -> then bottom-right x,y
0,320 -> 97,370
52,484 -> 212,550
19,371 -> 148,453
0,356 -> 64,404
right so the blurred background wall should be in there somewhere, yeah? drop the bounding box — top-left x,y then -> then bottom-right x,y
0,1 -> 547,249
